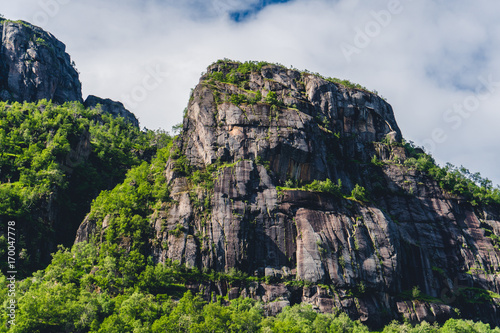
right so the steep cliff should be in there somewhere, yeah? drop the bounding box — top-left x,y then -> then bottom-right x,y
76,60 -> 500,328
0,18 -> 82,103
0,18 -> 139,127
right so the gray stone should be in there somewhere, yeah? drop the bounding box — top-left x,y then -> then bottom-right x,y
0,19 -> 82,103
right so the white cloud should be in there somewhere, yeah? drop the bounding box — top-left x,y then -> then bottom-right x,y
2,0 -> 500,184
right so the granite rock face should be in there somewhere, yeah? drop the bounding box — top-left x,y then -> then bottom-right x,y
77,62 -> 500,328
0,19 -> 139,126
0,18 -> 82,103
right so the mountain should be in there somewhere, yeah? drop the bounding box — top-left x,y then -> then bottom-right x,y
1,18 -> 500,331
75,60 -> 500,328
0,18 -> 81,103
0,18 -> 138,126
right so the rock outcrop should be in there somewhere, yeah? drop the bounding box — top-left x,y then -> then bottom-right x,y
84,95 -> 139,128
0,18 -> 82,103
0,18 -> 139,126
77,61 -> 500,328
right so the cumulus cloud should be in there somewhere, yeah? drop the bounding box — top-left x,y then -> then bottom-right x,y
2,0 -> 500,184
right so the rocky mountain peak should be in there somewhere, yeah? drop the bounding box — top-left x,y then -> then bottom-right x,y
182,60 -> 401,182
84,95 -> 139,128
72,60 -> 500,327
0,19 -> 139,126
0,19 -> 82,103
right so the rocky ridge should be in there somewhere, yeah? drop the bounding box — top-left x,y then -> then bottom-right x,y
77,61 -> 500,328
84,95 -> 139,128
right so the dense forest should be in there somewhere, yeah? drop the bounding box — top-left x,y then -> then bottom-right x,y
0,100 -> 170,276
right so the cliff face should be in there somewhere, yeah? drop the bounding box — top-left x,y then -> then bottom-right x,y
139,62 -> 500,327
0,18 -> 82,103
0,18 -> 139,127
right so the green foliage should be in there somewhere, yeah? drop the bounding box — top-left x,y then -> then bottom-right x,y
171,148 -> 191,175
350,184 -> 368,202
304,178 -> 343,197
412,285 -> 421,299
440,318 -> 500,333
236,60 -> 271,74
381,321 -> 440,333
381,133 -> 395,145
170,223 -> 185,237
208,59 -> 379,96
0,100 -> 171,275
315,114 -> 331,130
263,91 -> 285,109
209,71 -> 226,82
88,146 -> 171,260
35,37 -> 49,48
278,178 -> 343,198
401,141 -> 500,207
455,287 -> 500,305
211,59 -> 274,74
206,68 -> 243,85
324,77 -> 372,93
3,248 -> 500,332
229,93 -> 248,105
255,155 -> 270,171
261,304 -> 370,333
172,122 -> 183,134
190,168 -> 215,192
371,155 -> 385,167
398,287 -> 442,304
265,91 -> 279,105
250,90 -> 262,104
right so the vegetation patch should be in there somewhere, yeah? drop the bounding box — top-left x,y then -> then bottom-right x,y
380,137 -> 500,207
278,178 -> 343,198
206,59 -> 382,96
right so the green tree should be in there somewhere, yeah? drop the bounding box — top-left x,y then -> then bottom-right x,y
265,91 -> 279,105
351,184 -> 367,202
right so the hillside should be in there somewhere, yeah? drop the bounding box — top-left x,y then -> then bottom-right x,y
0,100 -> 170,275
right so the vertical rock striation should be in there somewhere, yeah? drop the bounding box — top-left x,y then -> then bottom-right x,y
0,18 -> 139,127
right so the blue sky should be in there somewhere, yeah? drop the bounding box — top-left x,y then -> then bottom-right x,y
2,0 -> 500,185
228,0 -> 294,21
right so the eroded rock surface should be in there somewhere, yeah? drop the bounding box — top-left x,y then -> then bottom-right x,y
0,19 -> 139,126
